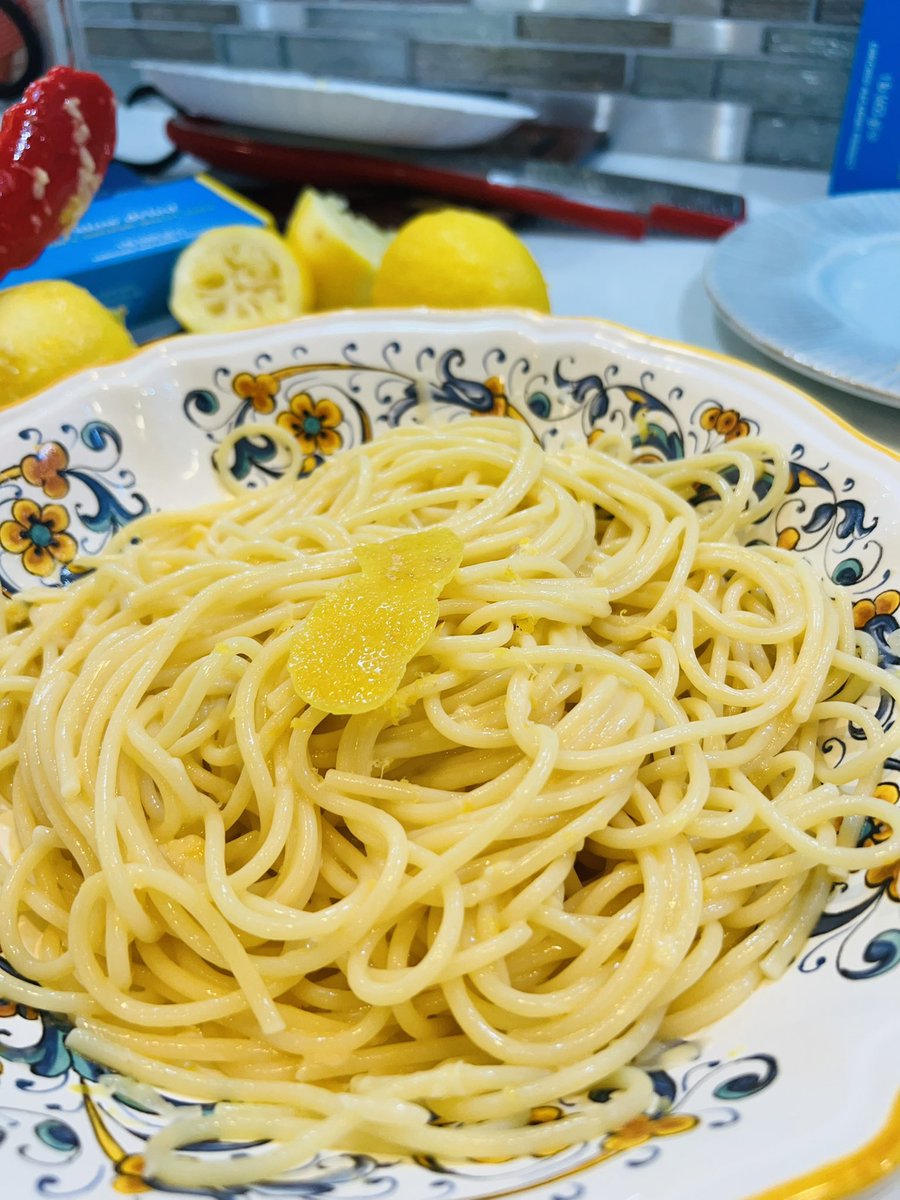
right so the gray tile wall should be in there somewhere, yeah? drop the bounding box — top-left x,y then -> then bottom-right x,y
74,0 -> 862,169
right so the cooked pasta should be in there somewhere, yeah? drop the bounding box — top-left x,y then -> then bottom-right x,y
0,416 -> 898,1188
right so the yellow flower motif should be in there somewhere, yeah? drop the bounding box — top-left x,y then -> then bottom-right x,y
601,1111 -> 699,1154
82,1089 -> 153,1193
700,404 -> 750,441
853,590 -> 900,630
277,392 -> 343,457
0,499 -> 77,577
777,527 -> 800,550
485,375 -> 509,416
864,783 -> 900,900
112,1153 -> 150,1194
482,375 -> 528,423
866,859 -> 900,901
20,441 -> 70,499
233,371 -> 280,413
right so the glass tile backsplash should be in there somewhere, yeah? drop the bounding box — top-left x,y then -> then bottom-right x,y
75,0 -> 862,168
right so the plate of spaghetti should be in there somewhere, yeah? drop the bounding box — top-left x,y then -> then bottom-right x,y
0,309 -> 897,1200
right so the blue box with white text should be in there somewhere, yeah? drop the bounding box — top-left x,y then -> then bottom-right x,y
0,175 -> 273,335
830,0 -> 900,194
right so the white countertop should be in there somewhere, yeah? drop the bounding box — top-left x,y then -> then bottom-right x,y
524,152 -> 900,454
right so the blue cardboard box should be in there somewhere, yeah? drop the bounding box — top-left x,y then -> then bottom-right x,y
0,175 -> 273,335
830,0 -> 900,194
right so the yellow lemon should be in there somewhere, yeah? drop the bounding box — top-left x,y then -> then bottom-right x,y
0,280 -> 136,407
170,225 -> 314,333
371,208 -> 550,312
286,188 -> 393,310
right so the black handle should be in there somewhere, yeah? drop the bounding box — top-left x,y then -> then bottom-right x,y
0,0 -> 45,100
114,83 -> 184,176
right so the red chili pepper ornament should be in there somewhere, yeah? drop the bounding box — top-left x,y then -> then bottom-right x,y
0,66 -> 116,280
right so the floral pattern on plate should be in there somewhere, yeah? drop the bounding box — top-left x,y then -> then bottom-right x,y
0,421 -> 149,595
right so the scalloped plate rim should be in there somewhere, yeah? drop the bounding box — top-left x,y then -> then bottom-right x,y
703,192 -> 900,410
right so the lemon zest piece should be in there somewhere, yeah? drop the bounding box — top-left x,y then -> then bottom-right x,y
289,528 -> 463,714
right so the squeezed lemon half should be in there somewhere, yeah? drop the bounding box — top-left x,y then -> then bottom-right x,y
169,225 -> 314,333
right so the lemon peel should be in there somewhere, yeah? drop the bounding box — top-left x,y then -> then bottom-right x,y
289,528 -> 463,714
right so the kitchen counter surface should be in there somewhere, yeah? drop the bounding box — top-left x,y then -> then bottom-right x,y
524,151 -> 899,455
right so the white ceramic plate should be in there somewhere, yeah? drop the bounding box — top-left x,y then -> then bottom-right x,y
136,60 -> 537,149
704,191 -> 900,409
0,311 -> 898,1200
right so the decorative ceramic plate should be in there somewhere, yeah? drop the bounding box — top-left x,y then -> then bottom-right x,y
136,61 -> 537,149
0,310 -> 898,1200
704,191 -> 900,409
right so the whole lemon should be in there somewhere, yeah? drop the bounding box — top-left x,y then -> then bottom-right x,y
0,280 -> 136,407
371,209 -> 550,312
